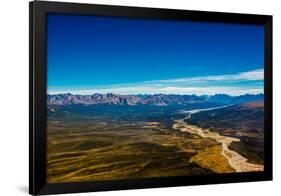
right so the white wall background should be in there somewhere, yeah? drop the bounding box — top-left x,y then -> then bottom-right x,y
0,0 -> 279,195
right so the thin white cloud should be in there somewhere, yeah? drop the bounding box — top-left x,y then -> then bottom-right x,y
141,69 -> 264,84
48,69 -> 264,96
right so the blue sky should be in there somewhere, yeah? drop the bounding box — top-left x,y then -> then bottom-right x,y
47,13 -> 264,95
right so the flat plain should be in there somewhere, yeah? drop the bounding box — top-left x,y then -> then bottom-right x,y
47,102 -> 264,183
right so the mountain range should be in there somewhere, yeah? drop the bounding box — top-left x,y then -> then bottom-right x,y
47,93 -> 264,106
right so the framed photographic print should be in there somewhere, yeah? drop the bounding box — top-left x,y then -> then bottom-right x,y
29,1 -> 273,195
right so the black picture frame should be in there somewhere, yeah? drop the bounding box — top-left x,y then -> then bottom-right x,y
29,1 -> 273,195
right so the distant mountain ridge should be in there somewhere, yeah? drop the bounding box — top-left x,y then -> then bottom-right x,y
47,93 -> 264,106
206,93 -> 264,104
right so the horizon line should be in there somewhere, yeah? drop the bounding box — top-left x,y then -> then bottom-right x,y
47,92 -> 264,97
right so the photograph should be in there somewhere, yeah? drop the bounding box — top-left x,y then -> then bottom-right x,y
46,13 -> 265,184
